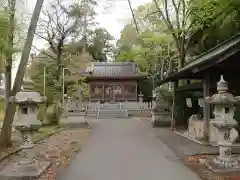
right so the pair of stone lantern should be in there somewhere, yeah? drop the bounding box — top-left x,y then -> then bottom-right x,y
0,78 -> 50,179
205,75 -> 240,170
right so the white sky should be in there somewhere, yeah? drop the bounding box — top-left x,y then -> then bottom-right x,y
11,0 -> 151,84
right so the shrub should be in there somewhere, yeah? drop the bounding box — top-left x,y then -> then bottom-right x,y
46,102 -> 63,125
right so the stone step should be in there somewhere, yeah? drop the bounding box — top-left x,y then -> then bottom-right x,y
101,104 -> 122,109
97,109 -> 128,119
67,112 -> 86,116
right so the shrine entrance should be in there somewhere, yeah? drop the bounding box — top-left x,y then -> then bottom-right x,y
80,62 -> 146,102
104,84 -> 123,102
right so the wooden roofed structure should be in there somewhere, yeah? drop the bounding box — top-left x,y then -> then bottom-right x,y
158,33 -> 240,140
80,62 -> 146,102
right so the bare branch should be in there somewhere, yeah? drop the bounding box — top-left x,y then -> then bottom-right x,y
32,45 -> 57,60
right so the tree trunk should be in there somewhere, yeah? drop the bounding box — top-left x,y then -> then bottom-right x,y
178,45 -> 186,70
4,0 -> 15,110
4,66 -> 11,109
3,0 -> 15,110
0,0 -> 44,147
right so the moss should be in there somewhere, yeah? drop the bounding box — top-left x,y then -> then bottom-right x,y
32,125 -> 62,142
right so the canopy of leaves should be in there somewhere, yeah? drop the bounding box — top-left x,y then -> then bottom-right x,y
28,25 -> 114,103
189,0 -> 240,55
115,2 -> 178,76
0,10 -> 9,67
65,28 -> 114,62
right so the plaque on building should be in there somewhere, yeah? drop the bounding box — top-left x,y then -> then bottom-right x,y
186,98 -> 192,108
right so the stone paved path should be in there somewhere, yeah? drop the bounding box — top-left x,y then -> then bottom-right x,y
57,118 -> 200,180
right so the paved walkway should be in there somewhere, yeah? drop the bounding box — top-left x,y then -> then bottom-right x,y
57,118 -> 200,180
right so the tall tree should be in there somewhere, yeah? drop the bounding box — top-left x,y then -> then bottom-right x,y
153,0 -> 195,70
188,0 -> 240,55
28,26 -> 114,104
0,9 -> 9,69
4,0 -> 16,110
36,0 -> 97,82
0,0 -> 44,147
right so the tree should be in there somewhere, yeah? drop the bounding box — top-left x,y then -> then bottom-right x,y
152,0 -> 196,70
116,2 -> 178,76
0,0 -> 27,110
88,28 -> 114,61
0,0 -> 44,147
0,9 -> 10,69
188,0 -> 240,55
4,0 -> 16,110
36,0 -> 95,82
115,2 -> 182,97
28,26 -> 114,105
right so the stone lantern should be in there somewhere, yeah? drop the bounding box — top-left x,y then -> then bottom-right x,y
138,92 -> 144,103
205,75 -> 240,170
0,77 -> 50,179
138,92 -> 144,109
152,90 -> 157,109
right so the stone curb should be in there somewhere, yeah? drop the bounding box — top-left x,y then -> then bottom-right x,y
0,128 -> 63,163
174,131 -> 214,146
0,147 -> 22,163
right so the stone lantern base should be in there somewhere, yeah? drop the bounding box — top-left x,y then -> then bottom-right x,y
0,145 -> 50,180
0,160 -> 50,180
205,156 -> 240,173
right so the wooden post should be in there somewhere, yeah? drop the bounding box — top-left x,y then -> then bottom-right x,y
203,76 -> 210,141
102,83 -> 105,102
171,81 -> 177,131
88,82 -> 91,102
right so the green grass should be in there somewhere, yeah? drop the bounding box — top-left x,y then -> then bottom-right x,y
0,110 -> 4,121
32,125 -> 62,143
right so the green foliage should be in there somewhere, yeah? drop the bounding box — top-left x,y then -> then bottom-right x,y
28,0 -> 114,105
64,28 -> 114,62
37,104 -> 46,122
155,84 -> 173,102
46,102 -> 63,125
28,53 -> 60,105
32,125 -> 62,142
189,0 -> 240,55
115,2 -> 178,96
0,10 -> 9,69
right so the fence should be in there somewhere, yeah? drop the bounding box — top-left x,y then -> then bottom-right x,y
66,101 -> 153,117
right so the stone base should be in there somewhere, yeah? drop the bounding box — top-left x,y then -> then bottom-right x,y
205,156 -> 240,174
151,112 -> 171,127
0,161 -> 50,180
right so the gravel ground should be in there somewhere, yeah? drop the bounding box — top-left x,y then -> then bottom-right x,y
37,128 -> 91,180
0,127 -> 91,180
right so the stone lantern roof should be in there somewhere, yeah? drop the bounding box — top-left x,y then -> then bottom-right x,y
205,75 -> 240,105
9,77 -> 45,104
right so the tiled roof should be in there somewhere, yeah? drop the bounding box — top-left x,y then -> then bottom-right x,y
80,62 -> 146,79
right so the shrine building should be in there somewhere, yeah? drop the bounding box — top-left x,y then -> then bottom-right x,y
80,62 -> 146,102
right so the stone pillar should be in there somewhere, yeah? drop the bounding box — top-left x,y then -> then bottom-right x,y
152,90 -> 156,109
138,92 -> 143,109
